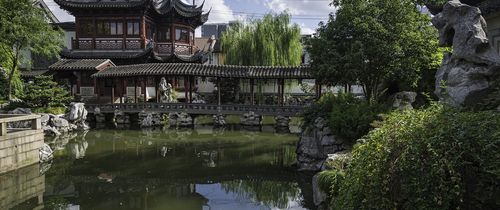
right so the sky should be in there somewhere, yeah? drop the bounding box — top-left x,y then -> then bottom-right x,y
43,0 -> 336,35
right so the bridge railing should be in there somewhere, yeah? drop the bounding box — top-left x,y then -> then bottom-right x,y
85,103 -> 307,117
0,114 -> 41,136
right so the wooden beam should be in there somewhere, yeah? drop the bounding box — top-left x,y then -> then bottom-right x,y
189,76 -> 194,103
143,77 -> 147,103
250,79 -> 255,105
281,79 -> 285,106
134,77 -> 138,103
184,76 -> 188,104
217,77 -> 221,106
111,79 -> 115,104
155,76 -> 159,103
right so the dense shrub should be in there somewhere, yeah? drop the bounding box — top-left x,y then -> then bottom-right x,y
303,93 -> 387,144
333,104 -> 500,210
21,75 -> 73,108
32,107 -> 67,115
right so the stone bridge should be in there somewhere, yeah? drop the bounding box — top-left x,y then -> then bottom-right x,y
85,103 -> 308,117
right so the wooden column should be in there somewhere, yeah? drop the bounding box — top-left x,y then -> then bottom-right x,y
217,77 -> 221,106
76,71 -> 82,95
122,78 -> 126,104
94,78 -> 100,103
134,78 -> 138,103
155,76 -> 160,103
111,79 -> 115,104
189,76 -> 194,103
281,79 -> 285,106
250,79 -> 255,105
142,77 -> 147,103
184,76 -> 188,104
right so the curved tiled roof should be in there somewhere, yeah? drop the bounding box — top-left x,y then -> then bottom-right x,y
153,0 -> 204,17
54,0 -> 149,9
60,46 -> 154,60
20,70 -> 51,78
92,63 -> 312,79
49,59 -> 115,71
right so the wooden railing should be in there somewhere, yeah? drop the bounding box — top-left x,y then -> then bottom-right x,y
85,103 -> 306,117
0,114 -> 41,136
72,37 -> 144,50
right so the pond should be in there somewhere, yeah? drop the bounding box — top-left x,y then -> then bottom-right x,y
5,126 -> 316,210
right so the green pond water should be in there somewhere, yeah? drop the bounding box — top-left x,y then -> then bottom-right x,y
7,126 -> 315,210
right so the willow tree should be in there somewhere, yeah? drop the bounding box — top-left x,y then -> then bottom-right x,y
0,0 -> 63,100
221,13 -> 303,66
219,13 -> 303,103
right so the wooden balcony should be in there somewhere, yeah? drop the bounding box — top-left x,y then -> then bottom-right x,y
72,37 -> 145,50
154,42 -> 194,55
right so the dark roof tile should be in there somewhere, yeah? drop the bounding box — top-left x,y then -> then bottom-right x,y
92,63 -> 312,79
49,59 -> 115,71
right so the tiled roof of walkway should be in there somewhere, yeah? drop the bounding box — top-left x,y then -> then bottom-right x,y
92,63 -> 313,79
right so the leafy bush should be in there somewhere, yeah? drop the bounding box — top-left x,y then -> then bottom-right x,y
328,94 -> 386,143
303,93 -> 387,144
32,107 -> 67,115
318,169 -> 346,205
333,104 -> 500,210
21,75 -> 73,108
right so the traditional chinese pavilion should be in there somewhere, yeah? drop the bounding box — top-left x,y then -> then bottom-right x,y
49,0 -> 315,108
55,0 -> 210,64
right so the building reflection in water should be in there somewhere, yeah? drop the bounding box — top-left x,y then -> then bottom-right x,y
6,127 -> 314,210
0,164 -> 45,210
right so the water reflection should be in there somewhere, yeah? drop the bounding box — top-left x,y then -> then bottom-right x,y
8,127 -> 314,210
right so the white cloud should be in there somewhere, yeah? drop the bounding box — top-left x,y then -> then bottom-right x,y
264,0 -> 334,35
193,0 -> 235,23
44,0 -> 74,22
300,24 -> 316,35
265,0 -> 334,16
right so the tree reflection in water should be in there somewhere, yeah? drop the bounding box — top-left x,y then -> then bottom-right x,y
21,127 -> 315,210
221,180 -> 302,209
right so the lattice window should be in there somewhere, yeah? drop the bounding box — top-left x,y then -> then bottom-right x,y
80,87 -> 95,96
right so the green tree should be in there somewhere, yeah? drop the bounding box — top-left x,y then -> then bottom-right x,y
221,13 -> 303,66
309,0 -> 440,102
22,75 -> 73,108
219,13 -> 303,103
0,0 -> 63,100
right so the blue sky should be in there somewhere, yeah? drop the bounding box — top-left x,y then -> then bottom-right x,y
44,0 -> 335,35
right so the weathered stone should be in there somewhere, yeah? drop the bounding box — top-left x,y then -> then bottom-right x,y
139,111 -> 163,127
314,117 -> 327,129
167,112 -> 193,127
113,109 -> 130,124
213,114 -> 226,126
321,135 -> 336,146
177,112 -> 193,127
94,107 -> 106,123
323,151 -> 351,171
39,143 -> 53,163
158,77 -> 174,103
7,108 -> 32,128
51,117 -> 69,128
67,102 -> 89,130
391,91 -> 417,110
297,117 -> 347,171
312,173 -> 328,207
274,115 -> 290,128
432,1 -> 500,107
241,111 -> 261,126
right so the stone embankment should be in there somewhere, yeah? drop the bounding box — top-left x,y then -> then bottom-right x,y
296,117 -> 348,172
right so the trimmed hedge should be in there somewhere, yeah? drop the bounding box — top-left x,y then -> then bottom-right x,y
332,104 -> 500,210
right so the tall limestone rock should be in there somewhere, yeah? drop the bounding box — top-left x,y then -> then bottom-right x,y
432,0 -> 500,108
